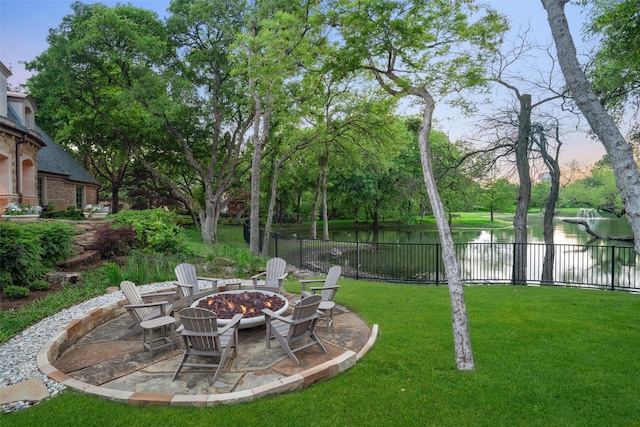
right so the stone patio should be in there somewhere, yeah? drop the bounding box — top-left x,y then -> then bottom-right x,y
36,290 -> 378,407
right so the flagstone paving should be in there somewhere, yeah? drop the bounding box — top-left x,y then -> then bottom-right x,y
35,292 -> 377,407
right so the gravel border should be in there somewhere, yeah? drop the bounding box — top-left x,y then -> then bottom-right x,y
1,281 -> 204,413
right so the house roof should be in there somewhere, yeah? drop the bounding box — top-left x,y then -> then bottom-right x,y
36,124 -> 100,185
6,102 -> 28,133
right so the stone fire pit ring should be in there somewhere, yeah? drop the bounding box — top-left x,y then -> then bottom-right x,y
191,289 -> 289,329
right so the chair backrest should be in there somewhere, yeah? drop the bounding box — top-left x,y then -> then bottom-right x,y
264,257 -> 286,289
178,307 -> 220,353
175,263 -> 200,298
320,266 -> 341,301
288,294 -> 322,341
120,280 -> 150,322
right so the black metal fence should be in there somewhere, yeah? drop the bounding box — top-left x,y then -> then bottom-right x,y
244,222 -> 640,291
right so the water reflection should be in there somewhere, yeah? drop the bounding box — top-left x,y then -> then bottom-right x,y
322,215 -> 633,247
292,215 -> 637,288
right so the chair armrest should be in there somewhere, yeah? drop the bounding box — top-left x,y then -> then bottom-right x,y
310,285 -> 340,293
262,308 -> 292,324
252,271 -> 266,287
174,283 -> 195,305
141,291 -> 174,306
141,291 -> 176,299
218,313 -> 243,335
196,276 -> 219,285
300,279 -> 324,292
124,301 -> 168,310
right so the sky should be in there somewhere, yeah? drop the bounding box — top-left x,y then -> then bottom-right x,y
0,0 -> 607,166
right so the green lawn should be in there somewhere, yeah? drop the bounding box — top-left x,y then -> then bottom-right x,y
4,223 -> 640,425
5,282 -> 640,426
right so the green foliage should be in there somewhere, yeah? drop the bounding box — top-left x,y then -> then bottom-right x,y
0,224 -> 46,287
99,263 -> 124,287
88,226 -> 136,258
3,285 -> 30,299
0,222 -> 76,288
29,280 -> 51,291
0,269 -> 112,343
584,0 -> 640,111
100,251 -> 190,287
111,209 -> 186,253
0,271 -> 12,289
478,178 -> 518,218
30,222 -> 77,266
5,285 -> 640,425
41,205 -> 84,220
560,162 -> 624,215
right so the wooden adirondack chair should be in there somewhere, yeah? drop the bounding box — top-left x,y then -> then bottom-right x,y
174,263 -> 220,307
300,265 -> 341,329
172,308 -> 243,384
119,280 -> 175,340
262,294 -> 327,365
251,257 -> 287,293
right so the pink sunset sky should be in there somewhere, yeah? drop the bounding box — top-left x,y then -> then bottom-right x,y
0,0 -> 607,166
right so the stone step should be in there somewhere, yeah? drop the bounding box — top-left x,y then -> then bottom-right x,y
57,250 -> 100,269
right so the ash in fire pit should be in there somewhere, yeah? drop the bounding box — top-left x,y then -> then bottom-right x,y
196,291 -> 286,319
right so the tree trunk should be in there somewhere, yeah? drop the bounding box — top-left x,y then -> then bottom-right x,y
309,174 -> 321,240
200,199 -> 220,245
249,98 -> 263,255
110,186 -> 120,214
534,124 -> 561,283
413,88 -> 475,370
513,94 -> 532,285
321,163 -> 329,240
261,160 -> 283,256
541,0 -> 640,255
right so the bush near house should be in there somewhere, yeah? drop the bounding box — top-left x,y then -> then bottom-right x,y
0,222 -> 76,291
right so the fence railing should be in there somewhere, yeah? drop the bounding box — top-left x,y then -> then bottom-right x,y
245,222 -> 640,291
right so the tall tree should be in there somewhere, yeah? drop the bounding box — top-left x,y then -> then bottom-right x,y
541,0 -> 640,255
28,1 -> 252,244
236,1 -> 322,254
331,0 -> 507,370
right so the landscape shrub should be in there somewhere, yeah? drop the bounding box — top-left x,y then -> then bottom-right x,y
30,222 -> 77,266
0,271 -> 12,291
41,205 -> 84,220
29,280 -> 51,291
3,285 -> 30,299
0,223 -> 46,287
88,226 -> 136,258
100,262 -> 123,287
112,209 -> 186,254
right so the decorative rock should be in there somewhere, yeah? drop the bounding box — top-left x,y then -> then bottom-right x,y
0,378 -> 50,405
45,272 -> 83,285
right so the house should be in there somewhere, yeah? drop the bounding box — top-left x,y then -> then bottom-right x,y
0,61 -> 100,211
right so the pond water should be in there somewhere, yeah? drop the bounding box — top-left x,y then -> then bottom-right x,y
316,214 -> 633,247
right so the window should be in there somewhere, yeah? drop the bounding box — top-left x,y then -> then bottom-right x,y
38,177 -> 45,206
76,186 -> 84,209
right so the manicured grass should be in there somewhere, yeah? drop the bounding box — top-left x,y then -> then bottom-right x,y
5,282 -> 640,426
4,223 -> 640,425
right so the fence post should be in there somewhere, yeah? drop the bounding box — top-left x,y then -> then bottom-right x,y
436,244 -> 440,285
356,241 -> 360,280
610,246 -> 615,291
274,232 -> 278,257
299,238 -> 303,268
511,242 -> 516,285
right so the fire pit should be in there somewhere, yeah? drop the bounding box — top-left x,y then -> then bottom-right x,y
191,290 -> 289,329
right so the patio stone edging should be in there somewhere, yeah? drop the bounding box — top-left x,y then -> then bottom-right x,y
37,297 -> 378,407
